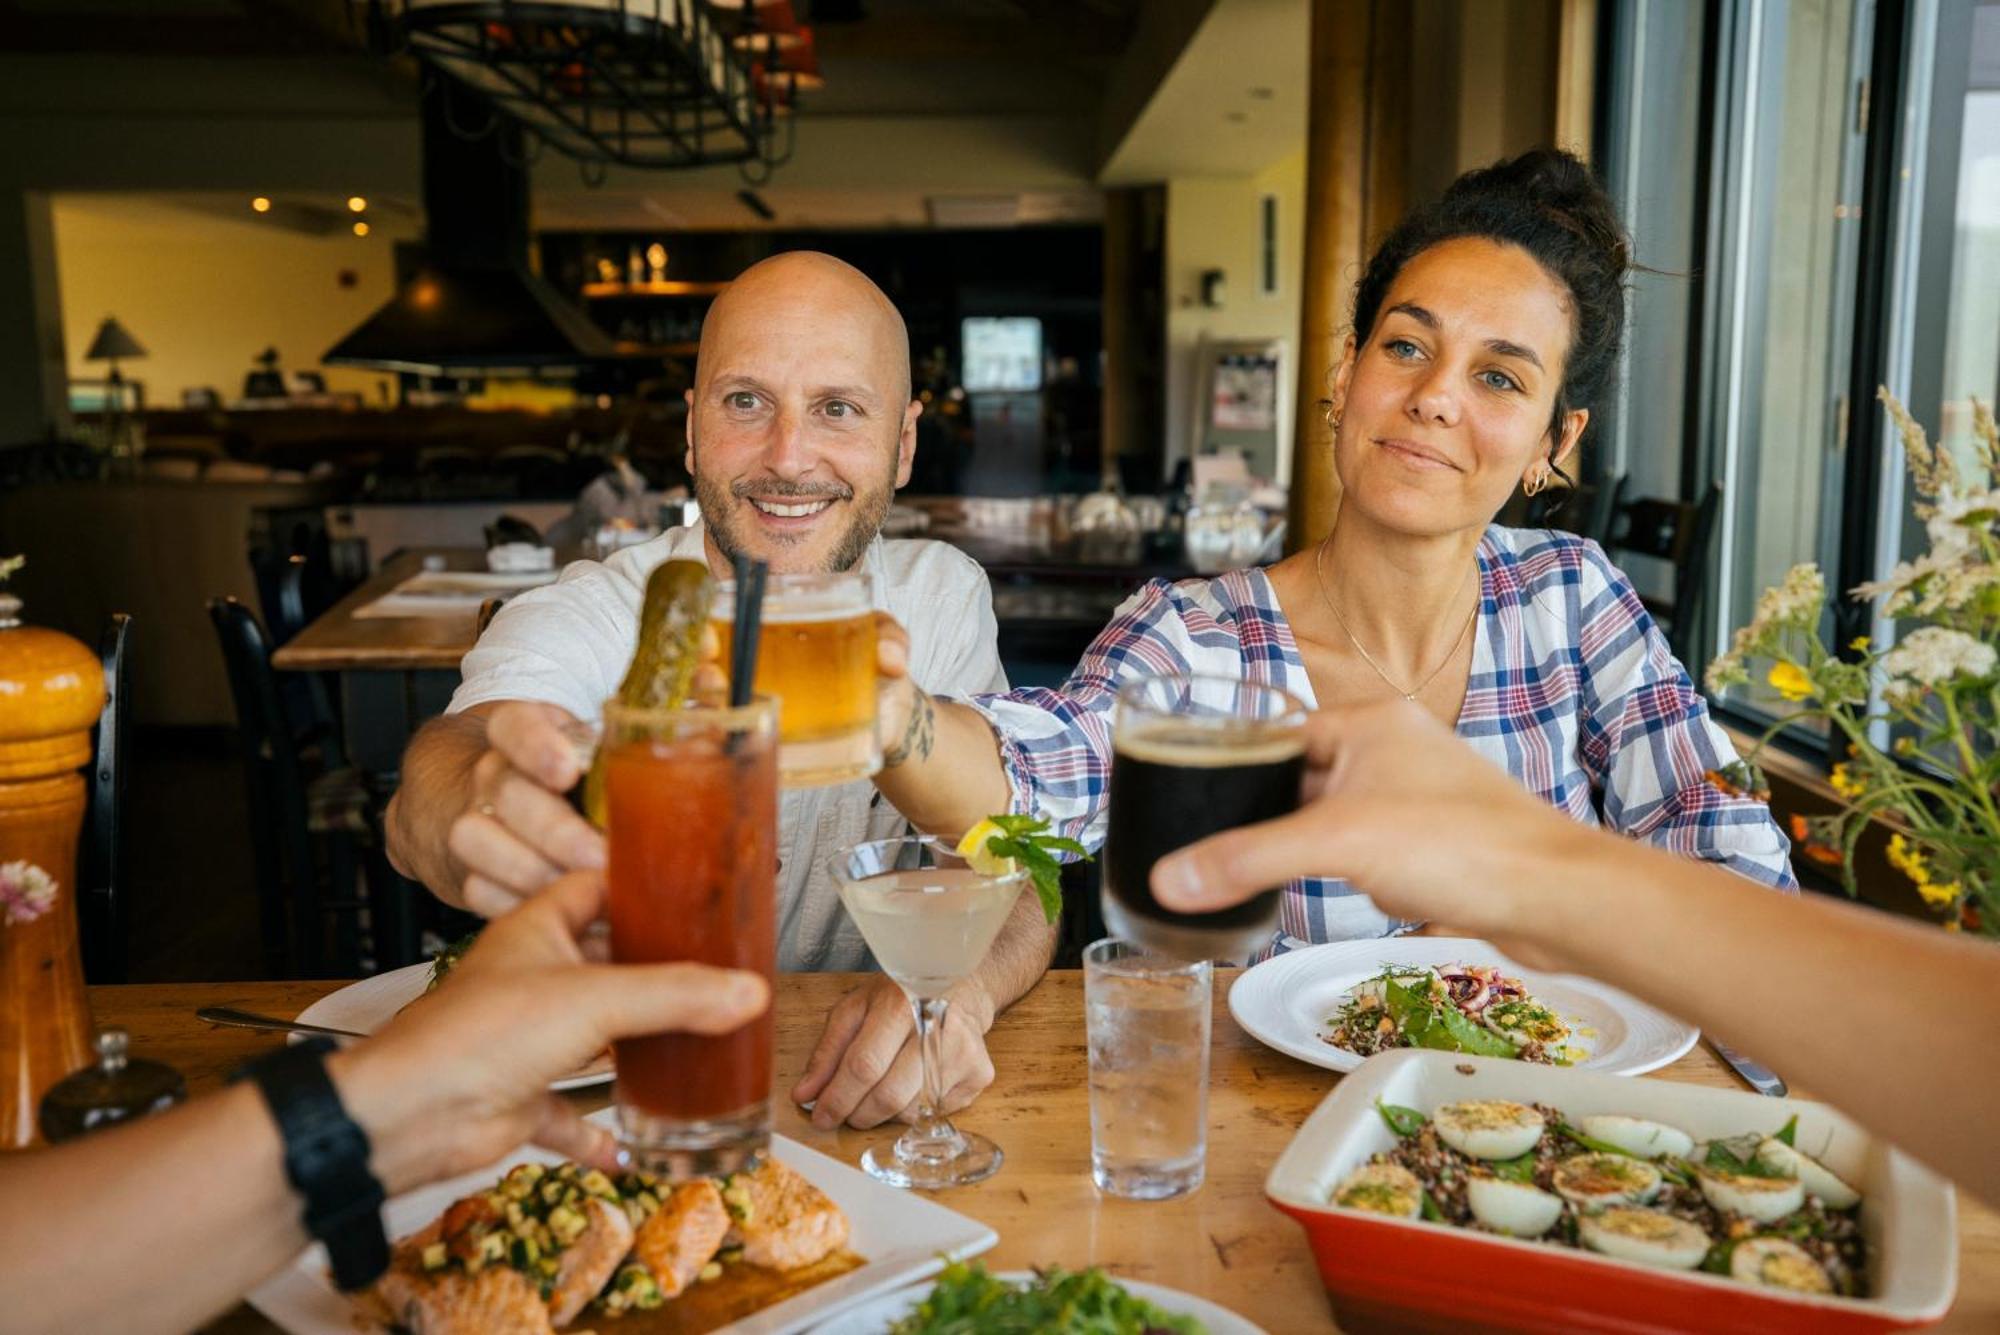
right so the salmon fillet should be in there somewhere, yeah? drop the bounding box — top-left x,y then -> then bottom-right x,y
545,1195 -> 635,1325
632,1179 -> 731,1298
367,1229 -> 556,1335
723,1158 -> 850,1270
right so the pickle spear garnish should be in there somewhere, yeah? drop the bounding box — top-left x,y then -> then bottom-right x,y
582,558 -> 716,824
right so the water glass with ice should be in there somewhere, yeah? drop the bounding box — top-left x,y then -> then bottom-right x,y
1083,938 -> 1211,1200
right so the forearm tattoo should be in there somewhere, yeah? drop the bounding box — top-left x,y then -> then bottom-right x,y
884,689 -> 936,768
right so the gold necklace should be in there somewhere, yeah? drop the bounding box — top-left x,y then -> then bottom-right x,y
1312,535 -> 1478,702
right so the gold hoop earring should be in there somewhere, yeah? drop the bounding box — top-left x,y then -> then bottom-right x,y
1523,470 -> 1548,497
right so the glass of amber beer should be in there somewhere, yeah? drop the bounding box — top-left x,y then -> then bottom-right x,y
713,572 -> 879,787
602,694 -> 778,1178
1103,674 -> 1308,961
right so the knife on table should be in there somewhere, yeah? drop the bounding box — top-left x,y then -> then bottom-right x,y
1710,1037 -> 1787,1097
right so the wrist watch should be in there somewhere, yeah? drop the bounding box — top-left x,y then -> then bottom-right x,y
235,1037 -> 390,1291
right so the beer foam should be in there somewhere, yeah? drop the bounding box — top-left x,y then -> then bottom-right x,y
713,585 -> 871,623
1115,723 -> 1304,768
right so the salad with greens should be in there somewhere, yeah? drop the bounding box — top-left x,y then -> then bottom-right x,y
889,1261 -> 1205,1334
1325,963 -> 1579,1065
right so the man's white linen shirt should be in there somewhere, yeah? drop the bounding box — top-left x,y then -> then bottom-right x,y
449,520 -> 1007,971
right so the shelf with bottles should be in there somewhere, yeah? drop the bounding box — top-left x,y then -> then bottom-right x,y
581,279 -> 731,300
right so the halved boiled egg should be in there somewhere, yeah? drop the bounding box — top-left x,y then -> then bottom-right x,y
1730,1236 -> 1834,1293
1466,1175 -> 1565,1237
1552,1152 -> 1663,1208
1483,999 -> 1570,1047
1756,1137 -> 1862,1209
1578,1114 -> 1695,1161
1577,1207 -> 1710,1270
1697,1166 -> 1806,1223
1433,1100 -> 1546,1160
1331,1161 -> 1423,1218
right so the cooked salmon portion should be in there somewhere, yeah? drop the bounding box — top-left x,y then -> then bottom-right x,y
633,1179 -> 731,1298
368,1243 -> 555,1335
545,1196 -> 635,1326
723,1158 -> 850,1270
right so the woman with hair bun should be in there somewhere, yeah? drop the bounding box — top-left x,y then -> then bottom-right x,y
864,148 -> 1796,966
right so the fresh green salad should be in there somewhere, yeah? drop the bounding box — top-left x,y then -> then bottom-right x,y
890,1261 -> 1205,1334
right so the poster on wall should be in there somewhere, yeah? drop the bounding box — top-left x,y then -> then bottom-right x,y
1209,352 -> 1279,431
962,317 -> 1044,392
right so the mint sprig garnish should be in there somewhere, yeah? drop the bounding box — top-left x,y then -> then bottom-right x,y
981,813 -> 1089,923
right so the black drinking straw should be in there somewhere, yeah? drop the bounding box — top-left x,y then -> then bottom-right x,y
728,554 -> 767,708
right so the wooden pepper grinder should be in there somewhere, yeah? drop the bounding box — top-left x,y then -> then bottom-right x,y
0,563 -> 105,1148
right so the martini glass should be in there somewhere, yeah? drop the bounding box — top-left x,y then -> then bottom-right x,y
827,836 -> 1029,1188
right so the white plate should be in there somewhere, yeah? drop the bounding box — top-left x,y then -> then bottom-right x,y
248,1110 -> 999,1335
1227,937 -> 1699,1077
292,963 -> 613,1091
808,1270 -> 1265,1334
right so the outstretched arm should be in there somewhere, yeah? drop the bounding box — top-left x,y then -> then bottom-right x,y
1153,700 -> 2000,1207
0,872 -> 766,1334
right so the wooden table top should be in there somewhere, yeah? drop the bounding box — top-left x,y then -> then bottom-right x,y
270,548 -> 493,674
94,970 -> 2000,1332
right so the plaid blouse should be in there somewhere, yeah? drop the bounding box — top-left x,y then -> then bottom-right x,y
965,525 -> 1797,958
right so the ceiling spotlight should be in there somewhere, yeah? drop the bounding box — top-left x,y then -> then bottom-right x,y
347,196 -> 368,213
251,197 -> 271,213
353,220 -> 370,237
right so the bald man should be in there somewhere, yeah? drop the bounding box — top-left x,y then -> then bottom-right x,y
385,252 -> 1052,1130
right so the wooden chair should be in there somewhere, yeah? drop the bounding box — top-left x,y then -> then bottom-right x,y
208,597 -> 374,977
79,613 -> 131,983
1605,483 -> 1723,659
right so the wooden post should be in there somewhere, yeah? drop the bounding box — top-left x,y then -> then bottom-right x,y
1287,0 -> 1410,553
1554,0 -> 1598,162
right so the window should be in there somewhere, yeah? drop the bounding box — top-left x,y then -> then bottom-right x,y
1600,0 -> 1998,759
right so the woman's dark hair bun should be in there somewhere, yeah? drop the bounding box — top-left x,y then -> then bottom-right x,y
1351,147 -> 1631,439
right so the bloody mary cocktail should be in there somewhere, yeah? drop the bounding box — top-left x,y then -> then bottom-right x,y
603,695 -> 777,1178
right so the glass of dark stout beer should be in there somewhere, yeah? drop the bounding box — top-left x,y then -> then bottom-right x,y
1102,673 -> 1309,960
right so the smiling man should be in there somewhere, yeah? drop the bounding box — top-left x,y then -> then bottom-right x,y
385,251 -> 1055,1131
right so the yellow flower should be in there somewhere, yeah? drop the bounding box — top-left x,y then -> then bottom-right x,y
1829,762 -> 1867,799
1886,833 -> 1931,886
1849,635 -> 1872,652
1919,880 -> 1962,909
1767,661 -> 1814,702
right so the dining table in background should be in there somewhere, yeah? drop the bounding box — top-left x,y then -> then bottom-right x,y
270,547 -> 495,776
86,969 -> 2000,1334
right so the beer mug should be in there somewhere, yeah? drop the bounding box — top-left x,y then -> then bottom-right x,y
713,571 -> 879,787
1101,673 -> 1308,960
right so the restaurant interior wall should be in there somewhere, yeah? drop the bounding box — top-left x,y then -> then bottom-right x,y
539,223 -> 1106,497
51,196 -> 412,407
1161,152 -> 1306,483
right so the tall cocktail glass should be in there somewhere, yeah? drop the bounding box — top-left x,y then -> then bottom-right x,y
603,694 -> 778,1178
826,836 -> 1028,1188
714,571 -> 878,787
1103,674 -> 1309,960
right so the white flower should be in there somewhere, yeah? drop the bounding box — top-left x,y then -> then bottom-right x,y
1926,486 -> 2000,558
0,860 -> 57,926
1880,626 -> 1998,704
1749,564 -> 1825,630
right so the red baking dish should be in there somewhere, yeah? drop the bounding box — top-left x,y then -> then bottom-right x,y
1264,1049 -> 1957,1333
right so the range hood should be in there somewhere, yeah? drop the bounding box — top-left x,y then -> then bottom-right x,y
324,80 -> 614,377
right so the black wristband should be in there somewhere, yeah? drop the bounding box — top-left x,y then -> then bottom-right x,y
236,1037 -> 390,1291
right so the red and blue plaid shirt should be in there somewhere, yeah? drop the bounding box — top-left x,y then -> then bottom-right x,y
965,526 -> 1796,959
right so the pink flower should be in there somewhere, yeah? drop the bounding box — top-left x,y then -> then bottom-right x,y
0,860 -> 57,926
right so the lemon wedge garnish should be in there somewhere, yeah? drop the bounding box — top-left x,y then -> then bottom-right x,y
956,818 -> 1017,877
